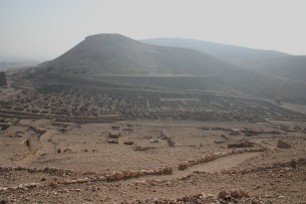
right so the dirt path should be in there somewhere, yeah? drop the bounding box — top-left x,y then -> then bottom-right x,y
15,129 -> 56,166
125,152 -> 260,183
178,152 -> 259,174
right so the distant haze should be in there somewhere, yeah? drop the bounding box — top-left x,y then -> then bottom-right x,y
1,0 -> 306,61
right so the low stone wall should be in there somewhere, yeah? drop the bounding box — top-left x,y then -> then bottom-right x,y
104,167 -> 173,182
178,147 -> 267,170
0,166 -> 173,192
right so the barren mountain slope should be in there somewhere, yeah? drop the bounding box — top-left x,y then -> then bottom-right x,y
143,38 -> 306,82
41,34 -> 238,76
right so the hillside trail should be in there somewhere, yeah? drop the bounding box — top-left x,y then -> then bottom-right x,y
14,129 -> 57,167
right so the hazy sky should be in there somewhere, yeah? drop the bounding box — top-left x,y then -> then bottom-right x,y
1,0 -> 306,61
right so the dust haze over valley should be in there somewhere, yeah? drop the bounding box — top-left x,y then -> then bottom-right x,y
1,1 -> 306,204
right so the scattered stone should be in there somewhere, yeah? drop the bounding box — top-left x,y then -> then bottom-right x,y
0,199 -> 7,204
63,148 -> 73,153
198,126 -> 210,130
239,189 -> 250,197
230,190 -> 242,198
50,182 -> 58,188
24,139 -> 31,148
123,140 -> 134,145
218,190 -> 229,200
108,131 -> 121,139
178,163 -> 188,170
227,141 -> 254,148
107,139 -> 119,144
289,159 -> 297,168
228,129 -> 240,136
133,145 -> 156,151
111,125 -> 120,130
217,189 -> 249,201
221,134 -> 230,140
150,139 -> 160,143
166,137 -> 175,147
122,128 -> 134,133
105,167 -> 173,181
59,127 -> 68,133
277,140 -> 291,149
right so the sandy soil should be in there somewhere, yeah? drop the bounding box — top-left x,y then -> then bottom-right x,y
1,78 -> 306,203
0,119 -> 305,204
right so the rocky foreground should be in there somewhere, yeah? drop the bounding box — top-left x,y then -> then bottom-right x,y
0,157 -> 305,203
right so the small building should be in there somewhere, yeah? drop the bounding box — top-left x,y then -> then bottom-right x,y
0,72 -> 7,87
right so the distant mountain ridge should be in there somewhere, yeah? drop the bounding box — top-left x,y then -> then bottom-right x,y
143,38 -> 306,82
34,33 -> 306,104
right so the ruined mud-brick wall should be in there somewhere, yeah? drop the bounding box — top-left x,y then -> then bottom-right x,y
0,72 -> 7,86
